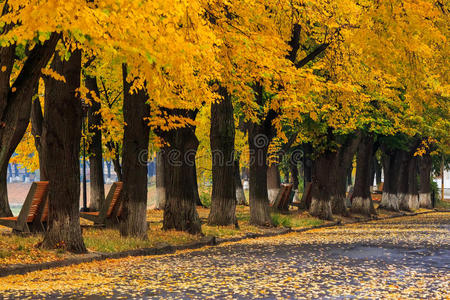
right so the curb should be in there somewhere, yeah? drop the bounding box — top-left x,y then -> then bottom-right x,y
1,209 -> 448,278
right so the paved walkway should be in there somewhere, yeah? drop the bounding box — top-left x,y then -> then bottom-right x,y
0,212 -> 448,299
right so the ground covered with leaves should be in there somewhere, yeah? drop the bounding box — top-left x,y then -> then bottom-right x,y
0,206 -> 324,266
0,212 -> 448,299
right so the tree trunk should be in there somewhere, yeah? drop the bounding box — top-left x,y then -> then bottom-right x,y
351,134 -> 376,216
267,163 -> 281,205
303,143 -> 313,192
330,135 -> 360,215
155,151 -> 166,209
234,159 -> 247,205
119,64 -> 150,238
192,160 -> 202,207
375,157 -> 382,186
85,75 -> 105,211
159,110 -> 202,234
41,50 -> 86,253
310,134 -> 360,219
418,154 -> 432,208
0,33 -> 59,217
380,150 -> 401,211
208,86 -> 237,226
0,168 -> 11,216
290,161 -> 299,191
248,123 -> 273,226
310,151 -> 334,220
399,155 -> 419,211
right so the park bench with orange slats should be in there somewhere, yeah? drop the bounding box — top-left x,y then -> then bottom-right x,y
0,181 -> 49,233
80,182 -> 123,226
273,183 -> 294,211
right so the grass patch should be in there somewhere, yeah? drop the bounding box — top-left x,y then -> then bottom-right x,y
436,199 -> 450,209
271,212 -> 324,228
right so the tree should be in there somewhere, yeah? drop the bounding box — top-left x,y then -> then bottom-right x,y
119,64 -> 150,238
0,27 -> 59,216
85,73 -> 104,211
351,134 -> 377,215
208,86 -> 237,226
41,49 -> 86,253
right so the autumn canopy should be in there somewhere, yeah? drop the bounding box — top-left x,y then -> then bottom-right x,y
0,0 -> 448,252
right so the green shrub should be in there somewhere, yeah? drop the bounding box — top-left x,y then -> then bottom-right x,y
200,191 -> 211,208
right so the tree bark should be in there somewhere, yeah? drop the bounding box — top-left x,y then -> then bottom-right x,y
119,64 -> 150,238
247,82 -> 276,226
234,159 -> 247,205
418,154 -> 432,208
248,122 -> 273,226
330,135 -> 360,215
380,149 -> 401,211
41,50 -> 86,253
309,150 -> 334,220
158,109 -> 202,234
208,86 -> 237,226
0,167 -> 10,216
0,33 -> 59,217
310,134 -> 360,219
155,151 -> 166,209
351,134 -> 376,216
267,163 -> 281,205
399,155 -> 419,211
85,75 -> 105,211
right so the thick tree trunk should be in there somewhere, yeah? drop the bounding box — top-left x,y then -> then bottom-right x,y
310,151 -> 334,220
330,135 -> 360,215
159,110 -> 202,234
248,123 -> 273,226
418,154 -> 432,208
85,75 -> 105,211
208,87 -> 237,226
41,50 -> 86,253
119,64 -> 150,238
234,159 -> 247,205
155,151 -> 166,209
380,150 -> 401,211
310,134 -> 360,219
399,155 -> 419,211
351,134 -> 376,216
0,33 -> 59,217
267,163 -> 281,205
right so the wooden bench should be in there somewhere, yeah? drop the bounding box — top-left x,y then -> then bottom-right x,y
80,182 -> 123,226
0,181 -> 49,233
273,183 -> 294,211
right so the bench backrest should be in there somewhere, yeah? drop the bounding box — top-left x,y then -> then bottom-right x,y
16,181 -> 49,225
105,182 -> 123,218
40,197 -> 49,222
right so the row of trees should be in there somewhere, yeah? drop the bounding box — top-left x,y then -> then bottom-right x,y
0,1 -> 448,253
